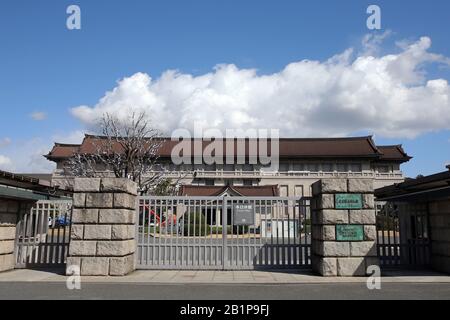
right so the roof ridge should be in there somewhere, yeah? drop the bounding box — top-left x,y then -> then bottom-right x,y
83,135 -> 373,141
54,143 -> 81,147
378,144 -> 403,148
366,136 -> 382,155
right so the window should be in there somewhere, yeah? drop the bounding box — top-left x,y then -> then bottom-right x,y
337,163 -> 348,172
348,163 -> 362,172
223,164 -> 234,172
242,164 -> 253,172
376,165 -> 390,173
193,179 -> 205,186
292,163 -> 304,171
243,179 -> 253,186
279,163 -> 289,172
194,164 -> 204,171
294,185 -> 304,197
306,163 -> 318,171
280,185 -> 289,197
321,163 -> 333,172
205,180 -> 215,186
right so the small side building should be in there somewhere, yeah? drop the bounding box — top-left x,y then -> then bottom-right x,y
375,165 -> 450,274
0,170 -> 70,272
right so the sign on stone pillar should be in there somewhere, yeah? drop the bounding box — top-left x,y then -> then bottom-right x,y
311,179 -> 379,277
67,178 -> 138,276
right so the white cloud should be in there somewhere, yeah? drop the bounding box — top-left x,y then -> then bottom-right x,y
30,112 -> 47,121
0,130 -> 87,174
0,155 -> 14,171
0,138 -> 11,148
361,30 -> 393,56
5,138 -> 54,173
52,130 -> 86,144
1,133 -> 80,174
67,36 -> 448,139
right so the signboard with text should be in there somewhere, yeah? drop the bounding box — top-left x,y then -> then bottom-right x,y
335,194 -> 363,209
233,204 -> 255,226
336,225 -> 364,241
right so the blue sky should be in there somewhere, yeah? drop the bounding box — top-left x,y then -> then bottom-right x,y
0,0 -> 449,177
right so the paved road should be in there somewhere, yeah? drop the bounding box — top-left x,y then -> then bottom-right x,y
0,282 -> 449,300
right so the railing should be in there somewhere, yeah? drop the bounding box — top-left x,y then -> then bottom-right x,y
375,201 -> 431,268
15,200 -> 73,268
193,171 -> 404,179
53,169 -> 403,180
136,196 -> 311,270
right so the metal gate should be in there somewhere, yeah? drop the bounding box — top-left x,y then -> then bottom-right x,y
376,201 -> 431,268
136,196 -> 311,270
15,200 -> 73,268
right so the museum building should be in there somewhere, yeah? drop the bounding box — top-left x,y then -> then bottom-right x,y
45,135 -> 411,197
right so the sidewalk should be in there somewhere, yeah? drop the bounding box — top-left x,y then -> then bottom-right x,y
0,268 -> 449,284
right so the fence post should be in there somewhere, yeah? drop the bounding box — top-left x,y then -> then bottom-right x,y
310,179 -> 379,276
222,196 -> 227,270
66,177 -> 138,276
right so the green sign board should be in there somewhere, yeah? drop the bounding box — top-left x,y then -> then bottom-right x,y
336,225 -> 364,241
335,194 -> 363,209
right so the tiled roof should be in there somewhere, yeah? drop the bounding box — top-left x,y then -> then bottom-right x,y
45,135 -> 411,163
375,167 -> 450,200
179,185 -> 279,197
377,145 -> 412,161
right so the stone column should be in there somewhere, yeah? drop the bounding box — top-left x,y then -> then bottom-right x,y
67,178 -> 137,276
311,179 -> 379,276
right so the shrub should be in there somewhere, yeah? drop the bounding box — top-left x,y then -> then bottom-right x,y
210,226 -> 232,235
209,225 -> 251,234
232,225 -> 250,234
184,224 -> 210,236
182,212 -> 210,236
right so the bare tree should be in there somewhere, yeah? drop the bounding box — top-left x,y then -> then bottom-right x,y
64,111 -> 184,195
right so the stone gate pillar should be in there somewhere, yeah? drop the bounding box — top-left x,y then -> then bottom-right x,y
67,178 -> 137,276
311,179 -> 379,276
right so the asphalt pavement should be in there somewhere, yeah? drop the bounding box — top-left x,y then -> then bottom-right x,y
0,281 -> 449,300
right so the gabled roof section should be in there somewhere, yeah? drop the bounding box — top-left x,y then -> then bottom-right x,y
45,143 -> 80,159
377,145 -> 412,161
179,185 -> 279,197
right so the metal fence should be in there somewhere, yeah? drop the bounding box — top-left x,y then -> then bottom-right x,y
15,200 -> 73,268
136,196 -> 311,270
376,201 -> 431,268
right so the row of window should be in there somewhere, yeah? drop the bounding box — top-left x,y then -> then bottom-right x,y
164,163 -> 365,173
194,179 -> 254,186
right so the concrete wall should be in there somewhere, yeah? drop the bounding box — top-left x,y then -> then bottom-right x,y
0,199 -> 34,272
429,198 -> 450,273
311,179 -> 379,276
66,178 -> 137,276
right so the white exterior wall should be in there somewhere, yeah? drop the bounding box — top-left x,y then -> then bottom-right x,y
52,163 -> 405,195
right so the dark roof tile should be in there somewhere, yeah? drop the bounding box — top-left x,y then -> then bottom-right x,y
45,135 -> 411,163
